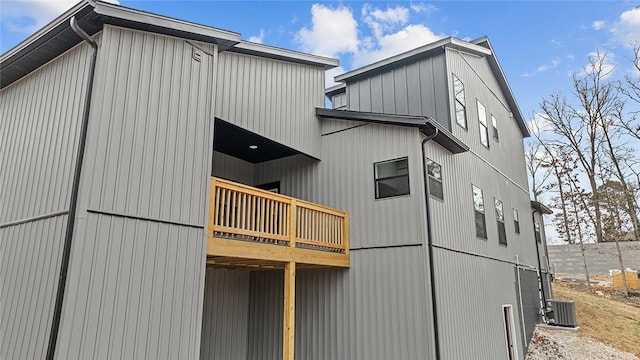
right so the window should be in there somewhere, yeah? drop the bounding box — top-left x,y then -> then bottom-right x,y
453,74 -> 467,129
534,219 -> 541,243
477,100 -> 489,148
374,157 -> 409,199
495,198 -> 507,245
426,158 -> 443,200
491,115 -> 499,141
513,208 -> 520,234
472,185 -> 487,239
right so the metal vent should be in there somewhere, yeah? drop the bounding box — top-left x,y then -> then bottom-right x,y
550,300 -> 578,327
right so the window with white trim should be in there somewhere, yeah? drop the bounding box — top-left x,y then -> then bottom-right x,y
491,114 -> 499,141
513,208 -> 520,234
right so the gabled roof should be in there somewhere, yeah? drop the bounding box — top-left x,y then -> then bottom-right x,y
331,36 -> 530,138
0,0 -> 338,89
316,108 -> 469,154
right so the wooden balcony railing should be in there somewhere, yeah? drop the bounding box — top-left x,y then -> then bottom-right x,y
207,177 -> 349,268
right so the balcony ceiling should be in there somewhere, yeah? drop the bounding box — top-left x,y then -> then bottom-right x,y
214,118 -> 301,163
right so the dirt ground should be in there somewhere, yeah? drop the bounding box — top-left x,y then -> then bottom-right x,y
552,282 -> 640,357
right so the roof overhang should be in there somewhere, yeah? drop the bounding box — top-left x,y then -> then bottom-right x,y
231,42 -> 338,70
325,83 -> 346,98
334,37 -> 491,83
531,201 -> 553,215
1,0 -> 242,89
316,108 -> 469,154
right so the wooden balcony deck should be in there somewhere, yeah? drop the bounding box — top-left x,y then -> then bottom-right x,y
206,177 -> 350,269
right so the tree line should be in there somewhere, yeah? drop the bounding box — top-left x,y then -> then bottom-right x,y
527,45 -> 640,246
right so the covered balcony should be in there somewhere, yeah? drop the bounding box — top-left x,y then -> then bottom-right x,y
207,177 -> 349,269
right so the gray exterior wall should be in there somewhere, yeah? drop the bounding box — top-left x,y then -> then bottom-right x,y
201,269 -> 250,360
345,52 -> 451,131
248,247 -> 435,360
215,51 -> 325,159
548,241 -> 640,275
517,268 -> 541,354
0,40 -> 92,360
54,25 -> 217,359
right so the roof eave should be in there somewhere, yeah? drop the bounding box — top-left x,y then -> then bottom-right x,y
231,41 -> 339,69
315,108 -> 469,154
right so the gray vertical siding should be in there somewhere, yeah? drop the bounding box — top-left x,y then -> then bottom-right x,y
434,248 -> 526,360
247,247 -> 435,360
55,25 -> 217,359
345,53 -> 450,131
212,151 -> 255,185
201,269 -> 250,360
215,51 -> 325,158
0,216 -> 67,360
0,40 -> 92,360
518,268 -> 541,353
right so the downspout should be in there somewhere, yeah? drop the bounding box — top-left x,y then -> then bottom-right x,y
514,255 -> 528,347
531,210 -> 548,322
420,125 -> 440,360
46,16 -> 98,360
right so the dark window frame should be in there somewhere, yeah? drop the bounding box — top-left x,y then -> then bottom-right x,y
491,114 -> 499,141
477,100 -> 489,149
472,185 -> 487,239
495,198 -> 507,246
426,158 -> 444,201
453,74 -> 468,130
374,157 -> 410,199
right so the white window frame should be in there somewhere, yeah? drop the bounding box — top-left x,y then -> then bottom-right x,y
477,100 -> 489,148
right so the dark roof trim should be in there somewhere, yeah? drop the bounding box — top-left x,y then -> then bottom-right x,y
231,42 -> 338,69
316,108 -> 469,154
334,37 -> 491,82
531,201 -> 553,215
325,83 -> 346,98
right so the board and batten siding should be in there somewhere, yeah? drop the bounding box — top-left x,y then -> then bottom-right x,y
215,51 -> 325,158
200,269 -> 250,360
247,247 -> 435,360
434,248 -> 526,360
55,25 -> 217,360
445,48 -> 529,189
0,40 -> 93,360
345,53 -> 451,131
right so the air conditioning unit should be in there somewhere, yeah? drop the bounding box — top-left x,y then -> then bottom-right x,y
549,300 -> 578,327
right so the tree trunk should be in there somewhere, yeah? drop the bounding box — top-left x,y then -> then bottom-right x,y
553,164 -> 572,244
613,239 -> 629,297
588,175 -> 605,243
573,199 -> 591,288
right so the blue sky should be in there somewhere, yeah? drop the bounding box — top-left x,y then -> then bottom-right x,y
1,1 -> 639,120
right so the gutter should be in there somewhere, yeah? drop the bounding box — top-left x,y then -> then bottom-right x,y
46,16 -> 98,360
421,126 -> 441,360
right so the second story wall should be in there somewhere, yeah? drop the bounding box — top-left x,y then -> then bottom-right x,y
215,51 -> 325,158
344,52 -> 451,131
445,47 -> 529,190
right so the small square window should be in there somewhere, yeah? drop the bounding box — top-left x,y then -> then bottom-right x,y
472,185 -> 487,239
374,158 -> 410,199
426,158 -> 443,200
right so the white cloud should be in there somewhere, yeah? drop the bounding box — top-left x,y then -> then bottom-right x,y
536,57 -> 562,72
353,24 -> 444,67
610,7 -> 640,47
247,29 -> 265,44
1,0 -> 118,34
577,51 -> 616,79
362,4 -> 410,38
527,112 -> 553,134
295,4 -> 359,57
592,20 -> 605,30
410,3 -> 438,15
